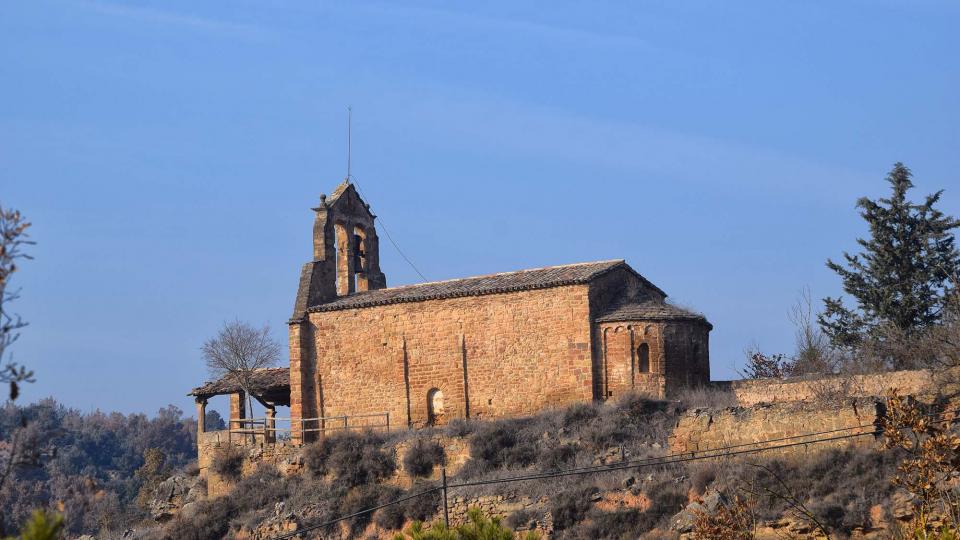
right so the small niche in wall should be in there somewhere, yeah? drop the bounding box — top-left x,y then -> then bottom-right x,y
427,388 -> 445,425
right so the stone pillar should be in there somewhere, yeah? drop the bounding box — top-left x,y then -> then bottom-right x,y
196,399 -> 207,435
290,322 -> 319,446
266,407 -> 276,444
230,391 -> 246,432
336,223 -> 357,296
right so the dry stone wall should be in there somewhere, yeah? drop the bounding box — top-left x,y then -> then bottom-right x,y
668,399 -> 882,455
197,431 -> 302,498
728,369 -> 932,406
197,430 -> 472,498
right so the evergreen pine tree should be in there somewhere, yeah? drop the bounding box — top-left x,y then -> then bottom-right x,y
819,163 -> 960,351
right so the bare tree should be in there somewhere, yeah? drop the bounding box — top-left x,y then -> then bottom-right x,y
0,205 -> 35,494
1,206 -> 35,402
927,272 -> 960,370
201,320 -> 281,423
788,287 -> 838,375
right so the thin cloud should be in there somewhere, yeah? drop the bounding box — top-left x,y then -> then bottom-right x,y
351,2 -> 680,59
372,82 -> 874,205
73,0 -> 266,37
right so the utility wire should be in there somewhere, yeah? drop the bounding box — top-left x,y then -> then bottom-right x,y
269,409 -> 959,540
348,175 -> 428,282
448,431 -> 878,490
270,430 -> 874,539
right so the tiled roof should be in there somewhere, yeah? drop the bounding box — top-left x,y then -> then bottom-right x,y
189,367 -> 289,398
308,260 -> 632,312
596,300 -> 710,326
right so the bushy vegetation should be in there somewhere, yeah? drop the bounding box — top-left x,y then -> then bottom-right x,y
158,430 -> 441,539
303,430 -> 397,486
140,389 -> 954,539
820,164 -> 959,356
456,393 -> 676,484
550,485 -> 598,531
0,399 -> 196,537
210,444 -> 244,480
504,507 -> 538,530
403,438 -> 447,478
395,507 -> 539,540
745,164 -> 960,382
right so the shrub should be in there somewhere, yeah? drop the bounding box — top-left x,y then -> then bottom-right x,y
505,508 -> 538,530
691,495 -> 755,540
404,439 -> 447,478
457,507 -> 534,539
402,482 -> 441,522
10,510 -> 64,540
282,477 -> 345,535
231,465 -> 288,516
210,445 -> 244,480
610,393 -> 668,417
397,508 -> 539,540
690,464 -> 718,496
302,436 -> 334,476
303,431 -> 396,487
537,443 -> 577,472
645,482 -> 687,526
340,484 -> 382,536
550,485 -> 597,531
160,497 -> 235,540
561,402 -> 599,428
445,418 -> 474,438
569,509 -> 646,539
705,448 -> 903,534
581,414 -> 633,450
742,350 -> 794,379
467,421 -> 536,474
374,486 -> 407,531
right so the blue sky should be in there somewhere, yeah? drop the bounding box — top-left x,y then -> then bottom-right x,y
2,1 -> 958,417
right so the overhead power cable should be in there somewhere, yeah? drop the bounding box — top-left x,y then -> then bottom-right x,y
348,175 -> 428,282
270,430 -> 874,539
269,408 -> 960,540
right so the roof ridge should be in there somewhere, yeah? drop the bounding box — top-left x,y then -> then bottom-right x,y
596,298 -> 711,326
364,259 -> 624,292
306,259 -> 631,314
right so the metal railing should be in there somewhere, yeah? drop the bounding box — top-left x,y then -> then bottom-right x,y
226,412 -> 390,444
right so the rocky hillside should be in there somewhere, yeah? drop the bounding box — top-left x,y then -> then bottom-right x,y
137,386 -> 953,540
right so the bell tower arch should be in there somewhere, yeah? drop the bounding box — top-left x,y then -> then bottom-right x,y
291,180 -> 387,320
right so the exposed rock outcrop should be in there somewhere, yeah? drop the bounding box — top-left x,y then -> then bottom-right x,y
148,474 -> 205,522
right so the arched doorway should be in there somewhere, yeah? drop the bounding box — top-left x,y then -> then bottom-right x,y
427,388 -> 445,425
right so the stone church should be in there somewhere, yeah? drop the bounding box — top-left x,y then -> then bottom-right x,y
279,180 -> 711,441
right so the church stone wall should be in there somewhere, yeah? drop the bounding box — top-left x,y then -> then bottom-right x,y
297,284 -> 595,431
663,322 -> 711,394
597,322 -> 667,399
586,266 -> 668,399
595,320 -> 709,400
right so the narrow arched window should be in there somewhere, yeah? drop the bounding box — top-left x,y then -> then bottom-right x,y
353,225 -> 367,272
637,343 -> 650,373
